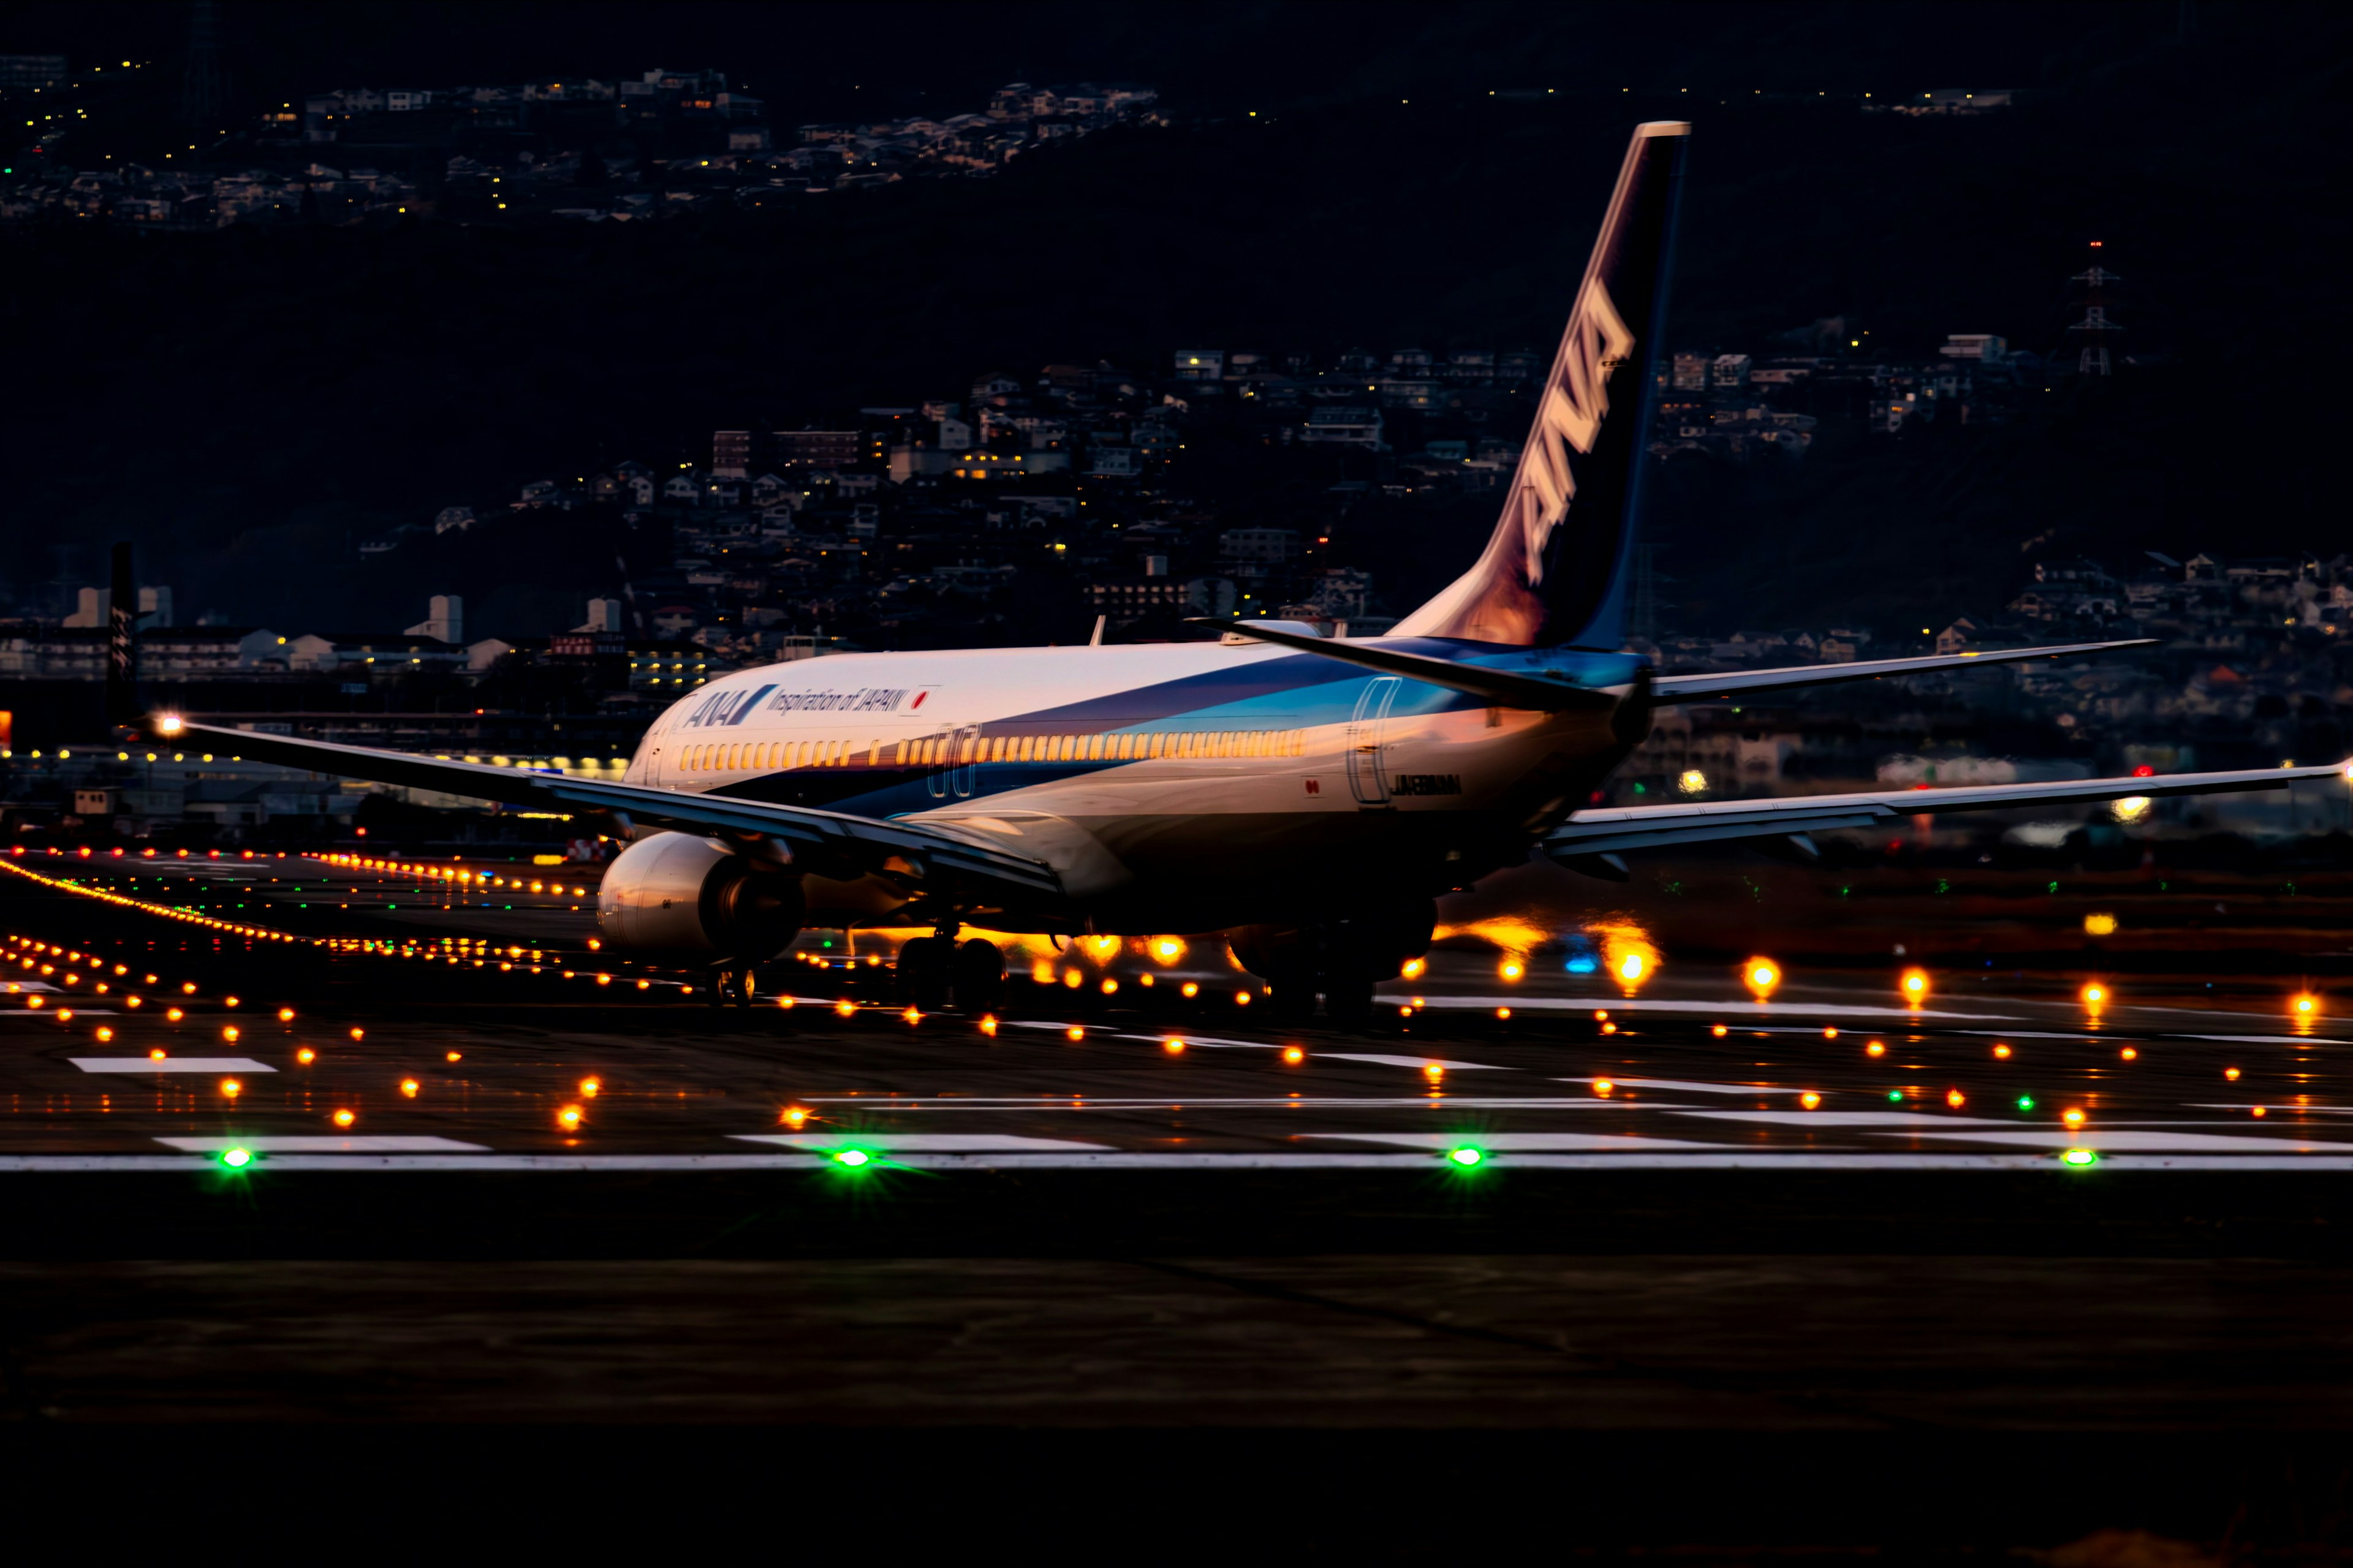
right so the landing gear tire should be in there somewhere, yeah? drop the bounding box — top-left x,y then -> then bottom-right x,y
897,936 -> 952,1012
951,938 -> 1006,1013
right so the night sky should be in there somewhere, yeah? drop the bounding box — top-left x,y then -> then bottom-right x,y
6,2 -> 2349,637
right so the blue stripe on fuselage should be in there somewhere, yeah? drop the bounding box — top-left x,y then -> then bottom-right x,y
989,642 -> 1640,730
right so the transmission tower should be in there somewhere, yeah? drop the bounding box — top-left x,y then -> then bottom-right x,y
2068,241 -> 2124,376
181,0 -> 230,129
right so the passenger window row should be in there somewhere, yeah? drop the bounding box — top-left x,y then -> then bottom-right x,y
678,728 -> 1307,774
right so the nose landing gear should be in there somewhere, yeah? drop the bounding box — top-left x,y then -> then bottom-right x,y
895,923 -> 1008,1013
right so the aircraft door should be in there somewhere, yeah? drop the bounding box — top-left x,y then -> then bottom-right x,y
950,724 -> 982,798
1346,677 -> 1401,806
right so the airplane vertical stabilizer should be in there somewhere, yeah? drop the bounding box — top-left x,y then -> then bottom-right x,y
1390,121 -> 1688,649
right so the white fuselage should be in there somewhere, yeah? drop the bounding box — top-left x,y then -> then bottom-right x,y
620,642 -> 1636,932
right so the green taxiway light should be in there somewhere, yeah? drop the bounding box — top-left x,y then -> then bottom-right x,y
1446,1145 -> 1485,1168
832,1148 -> 874,1168
1886,1089 -> 1903,1102
218,1147 -> 254,1170
2060,1148 -> 2097,1167
2016,1096 -> 2036,1111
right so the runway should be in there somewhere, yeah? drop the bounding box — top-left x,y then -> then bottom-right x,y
6,844 -> 2353,1553
1,851 -> 2346,1177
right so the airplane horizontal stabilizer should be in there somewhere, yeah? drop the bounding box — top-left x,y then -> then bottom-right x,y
1652,638 -> 2159,701
1186,619 -> 1620,711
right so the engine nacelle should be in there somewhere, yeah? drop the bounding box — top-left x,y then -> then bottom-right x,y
596,832 -> 803,964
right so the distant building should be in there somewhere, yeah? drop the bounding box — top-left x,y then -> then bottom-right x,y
405,594 -> 463,645
1939,333 -> 2009,362
1172,349 -> 1224,382
0,56 -> 69,94
1302,406 -> 1382,448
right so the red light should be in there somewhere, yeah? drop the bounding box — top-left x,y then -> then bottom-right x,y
2131,765 -> 2154,778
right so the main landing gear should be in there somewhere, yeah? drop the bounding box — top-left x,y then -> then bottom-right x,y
1230,900 -> 1435,1029
708,967 -> 759,1007
895,924 -> 1007,1014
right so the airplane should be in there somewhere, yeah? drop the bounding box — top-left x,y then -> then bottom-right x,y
142,121 -> 2349,1023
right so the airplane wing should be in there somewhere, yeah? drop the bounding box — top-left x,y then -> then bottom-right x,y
1185,619 -> 1619,711
1651,638 -> 2158,701
145,718 -> 1066,904
1544,760 -> 2352,873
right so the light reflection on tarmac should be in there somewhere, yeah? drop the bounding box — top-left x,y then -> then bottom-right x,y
0,851 -> 2345,1172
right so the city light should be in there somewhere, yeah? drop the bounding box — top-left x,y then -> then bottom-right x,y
1901,969 -> 1929,1003
1745,958 -> 1779,998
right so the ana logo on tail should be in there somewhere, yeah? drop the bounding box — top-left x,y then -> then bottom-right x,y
1518,281 -> 1636,583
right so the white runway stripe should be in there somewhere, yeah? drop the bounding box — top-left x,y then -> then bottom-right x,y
1677,1110 -> 2021,1127
7,1151 -> 2349,1172
733,1134 -> 1112,1151
1557,1075 -> 1809,1096
1317,1053 -> 1515,1070
1874,1129 -> 2353,1153
2184,1034 -> 2346,1045
1307,1132 -> 1733,1151
157,1135 -> 491,1153
72,1056 -> 277,1074
1390,994 -> 2016,1021
794,1096 -> 1636,1110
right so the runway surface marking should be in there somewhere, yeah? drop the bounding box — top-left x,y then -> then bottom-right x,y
70,1056 -> 278,1074
734,1133 -> 1114,1151
1313,1053 -> 1516,1070
792,1096 -> 1643,1110
2186,1034 -> 2343,1045
1870,1129 -> 2353,1153
1558,1076 -> 1814,1096
11,1151 -> 2353,1172
1308,1132 -> 1737,1151
1390,995 -> 2019,1021
156,1135 -> 494,1153
1674,1110 -> 2028,1127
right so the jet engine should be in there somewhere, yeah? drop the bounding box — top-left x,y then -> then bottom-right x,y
595,832 -> 803,964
